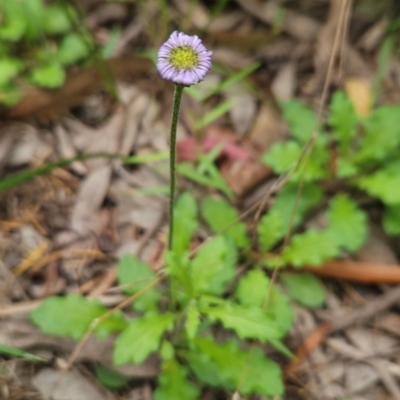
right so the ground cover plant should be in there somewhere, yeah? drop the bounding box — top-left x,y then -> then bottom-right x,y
0,0 -> 95,105
29,81 -> 400,400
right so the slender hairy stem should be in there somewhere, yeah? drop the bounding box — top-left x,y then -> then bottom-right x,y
168,84 -> 184,251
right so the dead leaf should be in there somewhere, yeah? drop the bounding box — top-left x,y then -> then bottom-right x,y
235,0 -> 319,41
345,78 -> 373,117
271,61 -> 297,101
229,93 -> 257,136
70,165 -> 112,235
248,102 -> 286,150
358,17 -> 389,51
33,368 -> 109,400
345,364 -> 379,393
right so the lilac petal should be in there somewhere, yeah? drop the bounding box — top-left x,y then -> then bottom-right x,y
158,49 -> 171,56
157,31 -> 212,86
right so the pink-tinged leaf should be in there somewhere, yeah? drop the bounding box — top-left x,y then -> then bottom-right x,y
203,136 -> 251,161
177,137 -> 200,161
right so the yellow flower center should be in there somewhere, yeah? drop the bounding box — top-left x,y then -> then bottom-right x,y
169,46 -> 198,70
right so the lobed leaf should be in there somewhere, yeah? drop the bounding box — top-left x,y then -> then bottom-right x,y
326,194 -> 368,252
329,90 -> 358,151
257,208 -> 284,252
154,361 -> 200,400
283,229 -> 340,267
262,140 -> 302,174
357,106 -> 400,162
272,182 -> 323,233
172,192 -> 198,256
117,254 -> 160,312
235,269 -> 293,335
113,313 -> 175,365
57,33 -> 91,65
0,58 -> 22,87
235,269 -> 269,308
281,99 -> 318,143
201,302 -> 282,342
280,273 -> 326,307
185,337 -> 284,396
43,4 -> 76,35
202,196 -> 249,248
357,161 -> 400,205
383,204 -> 400,236
191,236 -> 235,296
185,304 -> 200,340
30,294 -> 127,340
29,63 -> 65,88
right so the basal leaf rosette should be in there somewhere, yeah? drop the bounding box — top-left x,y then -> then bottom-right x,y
157,31 -> 212,86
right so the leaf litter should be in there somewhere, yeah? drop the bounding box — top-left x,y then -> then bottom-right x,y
1,0 -> 400,399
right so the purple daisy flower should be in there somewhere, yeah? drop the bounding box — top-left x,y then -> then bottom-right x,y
157,31 -> 212,86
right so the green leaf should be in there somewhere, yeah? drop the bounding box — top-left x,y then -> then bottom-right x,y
383,205 -> 400,236
239,347 -> 284,395
95,365 -> 130,389
185,304 -> 200,340
202,196 -> 249,248
0,344 -> 44,362
235,269 -> 269,308
57,33 -> 91,65
202,62 -> 260,100
272,182 -> 323,232
29,63 -> 65,88
0,58 -> 22,86
336,156 -> 358,178
165,251 -> 193,298
281,273 -> 326,307
185,337 -> 284,396
30,294 -> 127,340
154,361 -> 200,400
326,194 -> 368,252
258,208 -> 284,251
357,161 -> 400,205
262,140 -> 302,174
357,106 -> 400,162
235,270 -> 293,335
329,90 -> 358,151
22,0 -> 45,40
195,98 -> 236,129
0,84 -> 21,106
160,340 -> 175,361
43,4 -> 76,35
292,141 -> 329,182
178,162 -> 233,199
101,27 -> 121,59
173,192 -> 198,257
283,230 -> 340,267
191,236 -> 235,295
113,313 -> 175,365
281,99 -> 318,143
117,254 -> 160,312
201,302 -> 282,341
0,4 -> 26,41
262,139 -> 329,182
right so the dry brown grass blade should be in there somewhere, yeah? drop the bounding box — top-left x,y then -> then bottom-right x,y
305,260 -> 400,283
3,56 -> 153,121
